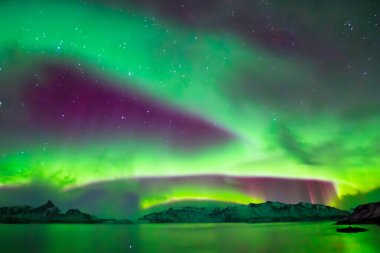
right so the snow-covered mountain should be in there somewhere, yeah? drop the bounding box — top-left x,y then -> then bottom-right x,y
0,201 -> 98,223
139,201 -> 349,223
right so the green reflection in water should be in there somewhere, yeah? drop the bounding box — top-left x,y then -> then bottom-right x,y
0,222 -> 378,253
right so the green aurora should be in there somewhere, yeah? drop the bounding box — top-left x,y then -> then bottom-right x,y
0,0 -> 379,211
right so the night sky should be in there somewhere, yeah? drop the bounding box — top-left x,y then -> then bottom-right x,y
0,0 -> 379,217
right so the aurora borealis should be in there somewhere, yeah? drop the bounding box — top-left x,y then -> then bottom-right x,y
0,0 -> 379,217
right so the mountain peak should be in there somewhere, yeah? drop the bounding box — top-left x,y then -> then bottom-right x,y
45,200 -> 55,207
37,200 -> 56,209
33,200 -> 61,216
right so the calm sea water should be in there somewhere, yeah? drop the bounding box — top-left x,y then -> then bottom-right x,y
0,222 -> 378,253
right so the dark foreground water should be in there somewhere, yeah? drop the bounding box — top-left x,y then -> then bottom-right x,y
0,222 -> 378,253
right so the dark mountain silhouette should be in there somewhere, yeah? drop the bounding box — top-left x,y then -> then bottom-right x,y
139,201 -> 349,223
336,201 -> 380,225
0,201 -> 132,224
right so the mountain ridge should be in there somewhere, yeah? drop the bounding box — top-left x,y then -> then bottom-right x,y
0,200 -> 132,224
0,200 -> 357,224
139,201 -> 350,223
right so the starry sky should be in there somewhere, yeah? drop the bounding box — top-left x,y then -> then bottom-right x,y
0,0 -> 379,217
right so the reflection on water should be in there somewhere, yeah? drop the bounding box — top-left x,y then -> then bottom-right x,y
0,222 -> 378,253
